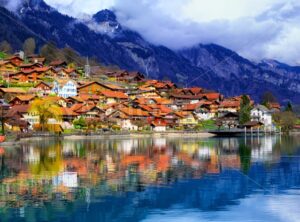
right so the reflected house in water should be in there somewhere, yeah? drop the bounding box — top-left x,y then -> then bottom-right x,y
0,136 -> 299,221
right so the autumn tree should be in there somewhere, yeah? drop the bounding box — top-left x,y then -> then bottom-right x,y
29,98 -> 62,131
261,91 -> 277,108
40,42 -> 61,62
272,111 -> 297,132
0,40 -> 12,53
239,95 -> 252,124
23,38 -> 36,56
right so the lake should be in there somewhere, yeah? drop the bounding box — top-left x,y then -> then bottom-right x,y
0,135 -> 300,222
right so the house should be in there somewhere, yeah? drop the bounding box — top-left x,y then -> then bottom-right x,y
0,60 -> 19,73
27,55 -> 46,64
72,104 -> 105,119
9,95 -> 37,106
218,100 -> 240,114
19,63 -> 42,72
50,60 -> 67,69
33,81 -> 52,95
52,80 -> 77,98
0,88 -> 26,101
151,119 -> 167,132
178,112 -> 198,128
77,81 -> 124,95
6,56 -> 24,66
7,70 -> 43,83
99,90 -> 128,104
4,104 -> 39,128
183,102 -> 216,120
64,68 -> 81,80
201,93 -> 222,102
216,112 -> 239,129
243,121 -> 264,129
250,105 -> 273,127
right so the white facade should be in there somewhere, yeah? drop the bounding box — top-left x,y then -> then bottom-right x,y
153,126 -> 166,132
52,80 -> 77,98
121,119 -> 138,131
251,105 -> 272,126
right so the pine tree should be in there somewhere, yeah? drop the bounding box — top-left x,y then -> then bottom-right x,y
285,102 -> 293,112
239,95 -> 251,124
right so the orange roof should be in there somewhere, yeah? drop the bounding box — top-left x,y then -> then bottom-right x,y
182,102 -> 205,111
219,100 -> 240,108
119,107 -> 149,117
35,67 -> 51,72
11,95 -> 36,102
148,104 -> 172,114
202,93 -> 220,101
61,107 -> 79,116
100,90 -> 128,99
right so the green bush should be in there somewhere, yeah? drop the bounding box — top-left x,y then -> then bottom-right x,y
73,117 -> 86,129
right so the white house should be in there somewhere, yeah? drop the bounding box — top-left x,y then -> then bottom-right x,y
250,105 -> 273,127
52,80 -> 77,98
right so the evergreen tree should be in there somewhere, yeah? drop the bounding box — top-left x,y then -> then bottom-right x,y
239,95 -> 251,124
285,102 -> 293,112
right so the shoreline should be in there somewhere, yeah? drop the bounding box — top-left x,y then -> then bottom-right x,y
1,131 -> 215,146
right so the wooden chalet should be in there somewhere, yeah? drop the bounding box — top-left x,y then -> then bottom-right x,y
9,95 -> 37,106
77,81 -> 125,95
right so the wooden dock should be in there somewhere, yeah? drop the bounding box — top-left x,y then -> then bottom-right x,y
209,128 -> 279,137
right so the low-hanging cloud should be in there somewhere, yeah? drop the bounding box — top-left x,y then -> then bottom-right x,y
2,0 -> 300,65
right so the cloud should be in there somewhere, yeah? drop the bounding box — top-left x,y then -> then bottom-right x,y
0,0 -> 23,11
4,0 -> 300,65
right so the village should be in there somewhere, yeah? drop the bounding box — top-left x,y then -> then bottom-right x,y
0,51 -> 284,137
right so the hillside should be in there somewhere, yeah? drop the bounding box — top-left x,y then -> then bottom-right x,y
0,0 -> 300,103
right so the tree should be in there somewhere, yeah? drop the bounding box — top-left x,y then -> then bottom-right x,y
40,42 -> 61,62
73,117 -> 87,129
285,102 -> 293,112
272,111 -> 297,132
0,41 -> 12,53
261,91 -> 277,107
239,95 -> 252,124
23,38 -> 36,56
29,98 -> 62,131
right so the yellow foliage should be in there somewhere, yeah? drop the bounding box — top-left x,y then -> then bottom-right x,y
29,98 -> 62,131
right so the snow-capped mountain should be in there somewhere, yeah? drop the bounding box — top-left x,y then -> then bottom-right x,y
1,0 -> 300,103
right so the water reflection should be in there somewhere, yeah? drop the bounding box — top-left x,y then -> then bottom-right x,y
0,135 -> 299,222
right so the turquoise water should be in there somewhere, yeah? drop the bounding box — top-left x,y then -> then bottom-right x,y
0,135 -> 300,222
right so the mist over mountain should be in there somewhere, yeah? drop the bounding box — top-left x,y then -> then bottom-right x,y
0,0 -> 300,103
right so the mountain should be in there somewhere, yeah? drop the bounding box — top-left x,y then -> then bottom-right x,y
0,0 -> 300,103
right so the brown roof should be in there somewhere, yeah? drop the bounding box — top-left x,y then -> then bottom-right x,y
5,105 -> 30,118
50,60 -> 67,66
0,88 -> 26,94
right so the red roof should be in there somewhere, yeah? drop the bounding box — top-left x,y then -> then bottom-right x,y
151,119 -> 167,127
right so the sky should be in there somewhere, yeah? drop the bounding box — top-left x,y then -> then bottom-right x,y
4,0 -> 300,65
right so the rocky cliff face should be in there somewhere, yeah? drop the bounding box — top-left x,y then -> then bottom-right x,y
0,0 -> 300,103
